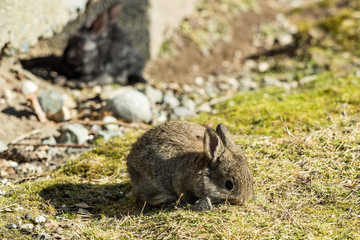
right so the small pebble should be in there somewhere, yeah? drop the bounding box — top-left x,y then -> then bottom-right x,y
0,140 -> 8,152
103,116 -> 119,131
34,215 -> 47,224
6,223 -> 17,229
58,124 -> 89,144
20,223 -> 34,233
37,232 -> 51,240
20,80 -> 39,96
25,213 -> 32,220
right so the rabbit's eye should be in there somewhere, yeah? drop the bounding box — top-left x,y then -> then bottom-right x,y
225,180 -> 233,190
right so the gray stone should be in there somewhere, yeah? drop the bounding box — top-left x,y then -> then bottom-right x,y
91,125 -> 102,133
41,136 -> 57,145
20,223 -> 34,232
226,77 -> 240,89
99,86 -> 133,101
239,77 -> 259,90
34,215 -> 46,224
37,232 -> 51,240
38,89 -> 64,115
98,130 -> 123,141
195,76 -> 204,85
173,107 -> 195,119
192,197 -> 213,211
103,116 -> 119,131
263,76 -> 283,87
6,223 -> 17,229
258,62 -> 270,73
182,98 -> 196,111
106,90 -> 152,123
156,111 -> 168,124
0,140 -> 8,152
145,85 -> 163,104
8,160 -> 18,168
163,92 -> 180,108
65,148 -> 88,154
58,124 -> 89,144
19,80 -> 39,96
25,213 -> 32,220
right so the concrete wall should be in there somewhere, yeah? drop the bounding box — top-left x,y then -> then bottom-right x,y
0,0 -> 200,59
0,0 -> 88,55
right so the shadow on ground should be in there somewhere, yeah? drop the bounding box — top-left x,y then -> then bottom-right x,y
39,182 -> 163,218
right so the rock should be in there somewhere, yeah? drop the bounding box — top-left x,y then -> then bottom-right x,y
145,85 -> 163,104
91,124 -> 102,133
58,124 -> 89,144
277,33 -> 293,46
182,98 -> 196,112
38,89 -> 64,115
258,62 -> 270,73
34,215 -> 46,224
25,213 -> 32,220
243,59 -> 258,72
41,136 -> 57,145
106,90 -> 152,123
263,76 -> 283,87
20,223 -> 34,233
226,77 -> 240,90
239,77 -> 259,90
99,86 -> 133,101
193,197 -> 213,211
37,232 -> 51,240
20,80 -> 39,96
196,103 -> 212,113
0,140 -> 8,152
98,130 -> 123,141
173,107 -> 195,119
195,76 -> 204,85
156,111 -> 168,124
103,116 -> 119,131
163,92 -> 180,108
6,223 -> 17,229
65,148 -> 89,154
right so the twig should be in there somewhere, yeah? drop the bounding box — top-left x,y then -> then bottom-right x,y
175,193 -> 184,208
140,201 -> 147,216
27,92 -> 48,123
280,116 -> 295,139
195,95 -> 233,113
10,128 -> 44,144
280,203 -> 304,230
343,185 -> 360,201
0,203 -> 18,212
9,143 -> 94,148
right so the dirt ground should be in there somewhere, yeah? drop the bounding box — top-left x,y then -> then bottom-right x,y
0,0 -> 275,145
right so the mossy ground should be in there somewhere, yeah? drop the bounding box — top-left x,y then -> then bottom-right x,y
1,0 -> 360,239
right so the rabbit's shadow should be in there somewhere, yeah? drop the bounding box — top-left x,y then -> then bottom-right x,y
20,55 -> 62,81
39,182 -> 163,218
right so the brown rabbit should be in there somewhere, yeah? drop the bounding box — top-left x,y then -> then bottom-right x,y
126,121 -> 253,206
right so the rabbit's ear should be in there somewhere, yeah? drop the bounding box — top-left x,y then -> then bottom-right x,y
216,123 -> 236,148
108,3 -> 122,24
88,11 -> 109,36
204,128 -> 224,162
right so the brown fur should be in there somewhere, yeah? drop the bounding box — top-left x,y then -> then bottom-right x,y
126,121 -> 253,206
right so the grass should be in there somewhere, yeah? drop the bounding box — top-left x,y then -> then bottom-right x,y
1,71 -> 359,239
1,0 -> 360,239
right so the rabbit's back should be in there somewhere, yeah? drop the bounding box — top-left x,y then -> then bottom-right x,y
126,121 -> 207,205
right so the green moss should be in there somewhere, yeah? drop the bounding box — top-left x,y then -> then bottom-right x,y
196,74 -> 360,138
